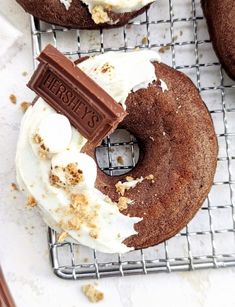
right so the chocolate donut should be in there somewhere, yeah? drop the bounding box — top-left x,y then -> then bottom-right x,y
85,62 -> 218,249
201,0 -> 235,80
16,0 -> 150,29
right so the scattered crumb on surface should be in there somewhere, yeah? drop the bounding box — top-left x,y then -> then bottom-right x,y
109,148 -> 115,153
11,182 -> 18,191
172,35 -> 178,42
82,284 -> 104,303
57,231 -> 68,243
142,36 -> 148,45
27,195 -> 37,207
180,30 -> 183,36
22,71 -> 28,77
149,136 -> 155,141
145,174 -> 154,180
84,258 -> 89,263
20,101 -> 31,113
117,156 -> 124,165
9,94 -> 17,104
159,45 -> 170,53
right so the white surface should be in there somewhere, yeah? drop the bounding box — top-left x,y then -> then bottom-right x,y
0,1 -> 235,307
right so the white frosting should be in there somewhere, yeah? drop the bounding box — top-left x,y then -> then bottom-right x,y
16,99 -> 141,253
59,0 -> 155,14
160,79 -> 168,93
78,50 -> 161,109
60,0 -> 72,10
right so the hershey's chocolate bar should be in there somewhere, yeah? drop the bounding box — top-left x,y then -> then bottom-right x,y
28,44 -> 127,145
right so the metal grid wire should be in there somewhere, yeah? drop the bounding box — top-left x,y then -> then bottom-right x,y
30,0 -> 235,279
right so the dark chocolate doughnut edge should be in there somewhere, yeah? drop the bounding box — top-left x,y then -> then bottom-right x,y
16,0 -> 150,29
201,0 -> 235,80
85,61 -> 218,250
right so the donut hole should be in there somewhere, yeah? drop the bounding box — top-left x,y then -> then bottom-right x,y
95,129 -> 140,176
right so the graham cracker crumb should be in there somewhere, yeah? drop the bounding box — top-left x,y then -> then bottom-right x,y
91,5 -> 110,24
101,63 -> 114,74
11,182 -> 18,191
115,182 -> 126,196
117,156 -> 124,165
159,45 -> 170,53
57,231 -> 68,243
70,193 -> 88,208
117,197 -> 133,211
27,195 -> 37,207
82,284 -> 104,303
89,229 -> 98,239
9,94 -> 17,104
58,193 -> 99,234
145,174 -> 154,180
20,101 -> 31,113
142,36 -> 148,45
33,133 -> 42,144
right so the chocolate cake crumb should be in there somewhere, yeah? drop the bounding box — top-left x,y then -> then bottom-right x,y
9,94 -> 17,104
82,284 -> 104,303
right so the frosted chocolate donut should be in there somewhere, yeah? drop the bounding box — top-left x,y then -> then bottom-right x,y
16,0 -> 154,29
201,0 -> 235,80
16,50 -> 218,253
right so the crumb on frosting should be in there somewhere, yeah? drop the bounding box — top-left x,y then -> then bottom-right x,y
50,163 -> 84,188
32,133 -> 49,159
58,193 -> 99,236
91,5 -> 110,24
101,62 -> 114,74
82,284 -> 104,303
116,174 -> 155,196
20,101 -> 31,113
57,231 -> 68,243
27,195 -> 37,207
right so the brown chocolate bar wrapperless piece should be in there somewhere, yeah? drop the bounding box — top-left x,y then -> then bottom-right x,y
28,44 -> 127,146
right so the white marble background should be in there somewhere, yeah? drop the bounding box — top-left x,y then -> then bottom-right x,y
1,1 -> 235,306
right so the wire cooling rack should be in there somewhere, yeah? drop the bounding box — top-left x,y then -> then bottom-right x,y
30,0 -> 235,279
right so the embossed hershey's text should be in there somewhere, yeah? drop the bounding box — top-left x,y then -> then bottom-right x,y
41,70 -> 102,131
